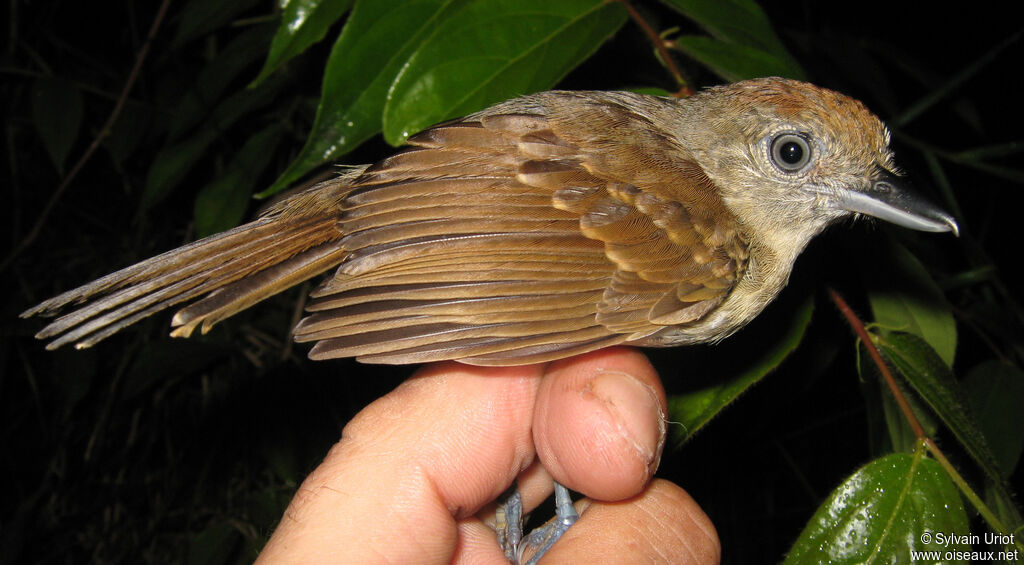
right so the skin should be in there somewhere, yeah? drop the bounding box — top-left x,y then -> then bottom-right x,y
255,347 -> 720,564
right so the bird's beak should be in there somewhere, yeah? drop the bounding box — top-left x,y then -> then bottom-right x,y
831,167 -> 959,236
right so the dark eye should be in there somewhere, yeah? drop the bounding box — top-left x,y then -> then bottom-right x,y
770,133 -> 812,172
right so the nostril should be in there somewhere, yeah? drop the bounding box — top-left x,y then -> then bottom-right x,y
873,181 -> 893,194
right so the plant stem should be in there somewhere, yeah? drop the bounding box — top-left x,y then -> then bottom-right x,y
0,0 -> 172,273
612,0 -> 692,97
828,288 -> 925,438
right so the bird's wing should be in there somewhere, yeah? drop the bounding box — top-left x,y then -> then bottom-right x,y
298,92 -> 748,365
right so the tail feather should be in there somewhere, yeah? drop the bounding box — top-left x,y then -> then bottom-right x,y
33,218 -> 316,337
23,194 -> 347,350
170,242 -> 348,338
24,217 -> 280,319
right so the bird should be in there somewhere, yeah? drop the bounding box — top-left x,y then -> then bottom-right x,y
22,77 -> 958,563
22,77 -> 957,366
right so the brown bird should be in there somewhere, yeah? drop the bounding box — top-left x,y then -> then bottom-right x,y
23,77 -> 957,365
22,77 -> 958,563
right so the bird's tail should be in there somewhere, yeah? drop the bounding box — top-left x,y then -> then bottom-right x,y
22,178 -> 352,351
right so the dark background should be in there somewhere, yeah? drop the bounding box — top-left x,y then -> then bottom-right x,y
3,1 -> 1022,563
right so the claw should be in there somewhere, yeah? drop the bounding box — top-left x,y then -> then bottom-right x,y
496,482 -> 579,564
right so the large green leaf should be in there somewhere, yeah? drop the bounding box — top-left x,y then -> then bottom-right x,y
260,0 -> 458,197
142,128 -> 219,212
873,331 -> 1001,484
171,0 -> 262,47
661,0 -> 797,58
142,73 -> 290,211
673,35 -> 803,82
103,100 -> 153,167
869,332 -> 1023,549
382,0 -> 628,144
866,241 -> 957,366
863,367 -> 938,455
31,76 -> 83,174
186,519 -> 242,565
785,452 -> 968,564
251,0 -> 355,85
662,0 -> 805,80
963,360 -> 1024,477
170,23 -> 278,140
668,294 -> 813,444
193,123 -> 282,237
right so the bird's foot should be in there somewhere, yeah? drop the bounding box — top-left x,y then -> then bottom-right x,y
496,481 -> 579,564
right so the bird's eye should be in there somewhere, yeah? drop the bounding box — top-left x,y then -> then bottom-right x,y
770,133 -> 812,172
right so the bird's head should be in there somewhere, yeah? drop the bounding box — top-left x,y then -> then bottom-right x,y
678,77 -> 958,261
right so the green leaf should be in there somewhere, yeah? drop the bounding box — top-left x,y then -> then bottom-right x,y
122,340 -> 228,403
866,369 -> 938,454
892,29 -> 1022,128
103,100 -> 152,167
261,0 -> 457,197
172,0 -> 262,47
142,73 -> 290,210
661,0 -> 805,80
673,35 -> 803,82
252,0 -> 355,85
143,129 -> 219,212
662,0 -> 795,57
866,241 -> 957,366
963,360 -> 1024,477
171,23 -> 278,139
872,333 -> 1024,549
383,0 -> 628,144
873,331 -> 1002,484
246,487 -> 294,530
193,174 -> 249,239
669,294 -> 813,444
985,485 -> 1024,555
785,452 -> 968,564
31,76 -> 83,173
186,520 -> 242,565
194,123 -> 282,237
954,140 -> 1024,161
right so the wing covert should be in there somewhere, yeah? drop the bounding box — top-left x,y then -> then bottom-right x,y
297,92 -> 748,364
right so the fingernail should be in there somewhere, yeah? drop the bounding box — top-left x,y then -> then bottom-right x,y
584,370 -> 666,475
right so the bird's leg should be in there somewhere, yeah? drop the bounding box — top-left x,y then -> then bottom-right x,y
521,482 -> 579,564
495,486 -> 524,562
496,481 -> 579,564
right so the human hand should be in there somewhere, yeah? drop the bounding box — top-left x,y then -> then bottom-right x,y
255,347 -> 720,564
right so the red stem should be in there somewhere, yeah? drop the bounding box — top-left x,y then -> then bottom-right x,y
828,287 -> 926,438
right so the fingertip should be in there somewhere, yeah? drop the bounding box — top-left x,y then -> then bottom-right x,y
259,362 -> 549,563
548,480 -> 721,564
534,347 -> 667,500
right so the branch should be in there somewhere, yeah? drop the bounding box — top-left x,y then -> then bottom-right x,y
829,288 -> 1020,547
828,288 -> 925,438
612,0 -> 692,97
1,0 -> 172,273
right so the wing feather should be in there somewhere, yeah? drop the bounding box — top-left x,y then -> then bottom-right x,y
26,90 -> 750,363
301,94 -> 747,363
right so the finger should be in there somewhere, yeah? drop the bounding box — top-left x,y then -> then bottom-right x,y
532,347 -> 667,501
256,361 -> 546,565
541,480 -> 720,564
